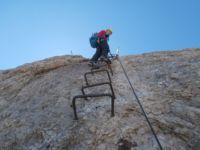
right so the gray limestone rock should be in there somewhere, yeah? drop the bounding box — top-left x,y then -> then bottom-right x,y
0,49 -> 200,150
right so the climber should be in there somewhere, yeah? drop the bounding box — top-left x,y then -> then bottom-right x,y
89,28 -> 112,65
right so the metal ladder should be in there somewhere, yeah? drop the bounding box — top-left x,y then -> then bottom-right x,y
72,57 -> 117,120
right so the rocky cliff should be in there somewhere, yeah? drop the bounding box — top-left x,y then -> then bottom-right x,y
0,49 -> 200,150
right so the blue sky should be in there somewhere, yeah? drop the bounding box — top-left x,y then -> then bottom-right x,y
0,0 -> 200,69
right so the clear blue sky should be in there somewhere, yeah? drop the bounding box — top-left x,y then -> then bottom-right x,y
0,0 -> 200,69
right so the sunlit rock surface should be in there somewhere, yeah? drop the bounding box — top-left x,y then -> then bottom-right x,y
0,49 -> 199,150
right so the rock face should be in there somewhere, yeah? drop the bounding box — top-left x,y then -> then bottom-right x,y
0,49 -> 200,150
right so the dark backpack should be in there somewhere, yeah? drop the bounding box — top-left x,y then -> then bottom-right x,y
89,33 -> 98,48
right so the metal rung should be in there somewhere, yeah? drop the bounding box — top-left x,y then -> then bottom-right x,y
71,58 -> 117,120
72,94 -> 115,120
91,60 -> 113,75
81,82 -> 115,99
84,69 -> 112,86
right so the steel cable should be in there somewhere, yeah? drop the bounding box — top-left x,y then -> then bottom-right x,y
118,57 -> 163,150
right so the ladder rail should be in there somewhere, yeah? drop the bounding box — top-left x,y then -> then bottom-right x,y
72,56 -> 118,120
72,94 -> 115,120
84,69 -> 112,86
90,60 -> 113,75
81,82 -> 115,99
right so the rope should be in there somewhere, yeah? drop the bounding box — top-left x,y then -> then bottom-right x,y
118,57 -> 163,150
